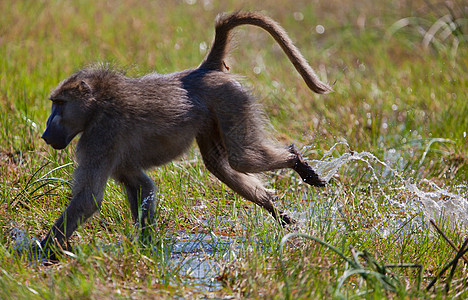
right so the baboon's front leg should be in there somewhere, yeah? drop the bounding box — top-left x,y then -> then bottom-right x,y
41,194 -> 102,252
41,165 -> 108,256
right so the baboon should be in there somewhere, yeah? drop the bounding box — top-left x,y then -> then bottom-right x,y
40,11 -> 331,254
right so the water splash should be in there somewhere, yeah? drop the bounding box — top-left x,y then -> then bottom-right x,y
11,227 -> 36,253
300,142 -> 467,232
406,180 -> 468,227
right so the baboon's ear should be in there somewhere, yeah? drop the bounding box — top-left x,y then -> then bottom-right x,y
79,80 -> 93,95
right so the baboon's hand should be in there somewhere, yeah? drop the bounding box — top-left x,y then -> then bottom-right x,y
28,242 -> 60,263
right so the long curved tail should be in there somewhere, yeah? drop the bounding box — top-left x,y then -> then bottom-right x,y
199,11 -> 332,94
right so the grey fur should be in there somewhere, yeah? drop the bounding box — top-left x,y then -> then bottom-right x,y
40,11 -> 329,254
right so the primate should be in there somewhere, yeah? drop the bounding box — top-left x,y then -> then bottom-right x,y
40,11 -> 331,254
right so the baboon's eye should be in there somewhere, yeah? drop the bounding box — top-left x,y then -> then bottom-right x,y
50,98 -> 65,105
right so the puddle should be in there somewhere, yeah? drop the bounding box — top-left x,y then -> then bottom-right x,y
166,232 -> 240,291
10,227 -> 240,291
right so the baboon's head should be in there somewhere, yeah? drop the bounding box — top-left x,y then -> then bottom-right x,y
42,75 -> 95,150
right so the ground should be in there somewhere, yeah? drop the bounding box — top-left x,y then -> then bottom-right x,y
0,0 -> 467,298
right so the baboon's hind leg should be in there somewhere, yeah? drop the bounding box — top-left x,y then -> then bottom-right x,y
213,86 -> 325,186
197,130 -> 295,225
116,170 -> 156,233
215,95 -> 325,186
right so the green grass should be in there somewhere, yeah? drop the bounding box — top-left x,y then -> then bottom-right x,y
1,0 -> 467,298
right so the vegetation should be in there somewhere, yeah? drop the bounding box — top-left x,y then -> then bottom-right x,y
1,0 -> 467,298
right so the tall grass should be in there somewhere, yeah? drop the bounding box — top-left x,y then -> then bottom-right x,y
1,0 -> 467,298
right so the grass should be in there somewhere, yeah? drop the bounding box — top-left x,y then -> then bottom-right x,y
1,0 -> 467,298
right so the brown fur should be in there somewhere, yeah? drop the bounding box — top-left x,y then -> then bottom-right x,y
40,11 -> 329,254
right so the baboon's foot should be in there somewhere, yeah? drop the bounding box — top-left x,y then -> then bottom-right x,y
289,145 -> 326,187
279,212 -> 297,227
266,203 -> 296,226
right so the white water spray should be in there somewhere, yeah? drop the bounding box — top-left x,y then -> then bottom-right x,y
300,142 -> 467,232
